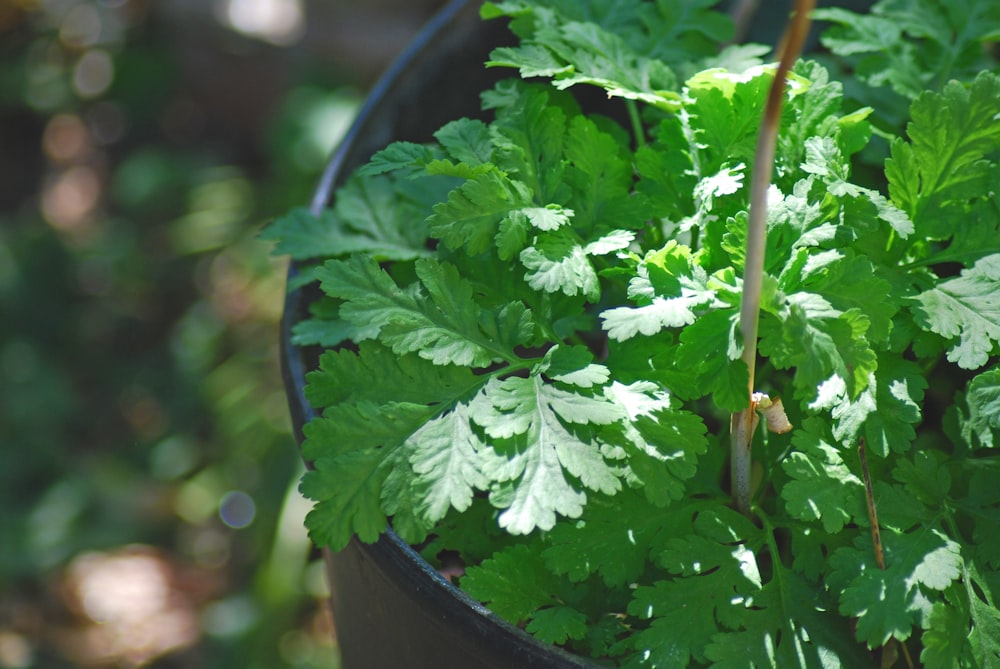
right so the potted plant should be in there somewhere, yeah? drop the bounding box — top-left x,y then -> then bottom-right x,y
266,0 -> 1000,666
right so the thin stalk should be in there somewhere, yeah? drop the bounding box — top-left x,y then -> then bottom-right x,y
731,0 -> 814,516
625,99 -> 646,149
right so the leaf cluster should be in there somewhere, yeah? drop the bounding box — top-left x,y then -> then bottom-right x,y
266,1 -> 1000,666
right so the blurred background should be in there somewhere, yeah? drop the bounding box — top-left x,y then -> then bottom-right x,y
0,0 -> 447,666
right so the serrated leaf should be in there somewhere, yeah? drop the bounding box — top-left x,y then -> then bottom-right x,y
816,3 -> 1000,101
673,309 -> 748,411
525,605 -> 589,645
704,568 -> 876,669
830,529 -> 962,647
795,251 -> 898,346
470,374 -> 625,534
300,449 -> 389,550
601,288 -> 715,341
305,341 -> 477,409
520,235 -> 600,300
408,401 -> 501,523
564,114 -> 645,232
495,210 -> 531,260
822,357 -> 927,458
629,541 -> 761,667
685,66 -> 776,173
584,229 -> 635,255
428,170 -> 535,254
963,367 -> 1000,448
542,489 -> 668,587
488,14 -> 682,109
488,43 -> 572,78
781,420 -> 866,534
892,450 -> 951,507
300,400 -> 431,461
627,408 -> 709,506
886,72 -> 1000,239
461,543 -> 558,623
356,141 -> 436,177
759,292 -> 878,402
434,117 -> 494,166
549,365 -> 611,388
970,575 -> 1000,669
262,184 -> 431,261
912,253 -> 1000,370
318,255 -> 528,367
522,204 -> 574,231
921,591 -> 972,669
491,84 -> 569,203
290,315 -> 363,348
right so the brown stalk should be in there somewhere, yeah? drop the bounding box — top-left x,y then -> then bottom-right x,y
731,0 -> 815,516
859,439 -> 915,669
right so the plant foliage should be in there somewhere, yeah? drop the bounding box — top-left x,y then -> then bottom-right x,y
268,0 -> 1000,666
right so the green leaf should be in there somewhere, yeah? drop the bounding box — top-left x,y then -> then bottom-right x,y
487,11 -> 683,109
461,543 -> 558,623
262,181 -> 432,261
759,292 -> 878,402
704,568 -> 876,669
794,250 -> 899,346
963,367 -> 1000,448
356,141 -> 437,177
635,116 -> 698,222
408,401 -> 505,524
542,489 -> 667,587
684,65 -> 777,173
626,408 -> 709,506
520,233 -> 600,300
584,229 -> 634,255
673,309 -> 749,411
911,253 -> 1000,370
496,210 -> 531,260
781,420 -> 866,535
434,117 -> 494,166
305,341 -> 477,409
920,589 -> 972,669
892,450 -> 951,508
318,255 -> 530,367
886,72 -> 1000,239
968,565 -> 1000,668
601,294 -> 709,341
539,345 -> 609,388
490,84 -> 569,204
525,605 -> 589,645
470,374 -> 626,534
816,2 -> 1000,101
629,536 -> 761,667
522,204 -> 575,231
290,316 -> 358,348
780,60 -> 870,177
428,170 -> 535,255
563,111 -> 648,232
816,357 -> 927,458
300,449 -> 390,550
829,529 -> 963,647
300,400 -> 431,461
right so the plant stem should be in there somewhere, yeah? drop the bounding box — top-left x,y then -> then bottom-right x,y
731,0 -> 814,516
625,99 -> 646,148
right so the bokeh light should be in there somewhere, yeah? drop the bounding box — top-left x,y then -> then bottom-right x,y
0,0 -> 447,666
217,0 -> 305,46
73,49 -> 114,98
220,490 -> 257,529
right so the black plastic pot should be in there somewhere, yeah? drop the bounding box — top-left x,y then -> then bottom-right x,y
280,1 -> 599,667
279,1 -> 878,666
